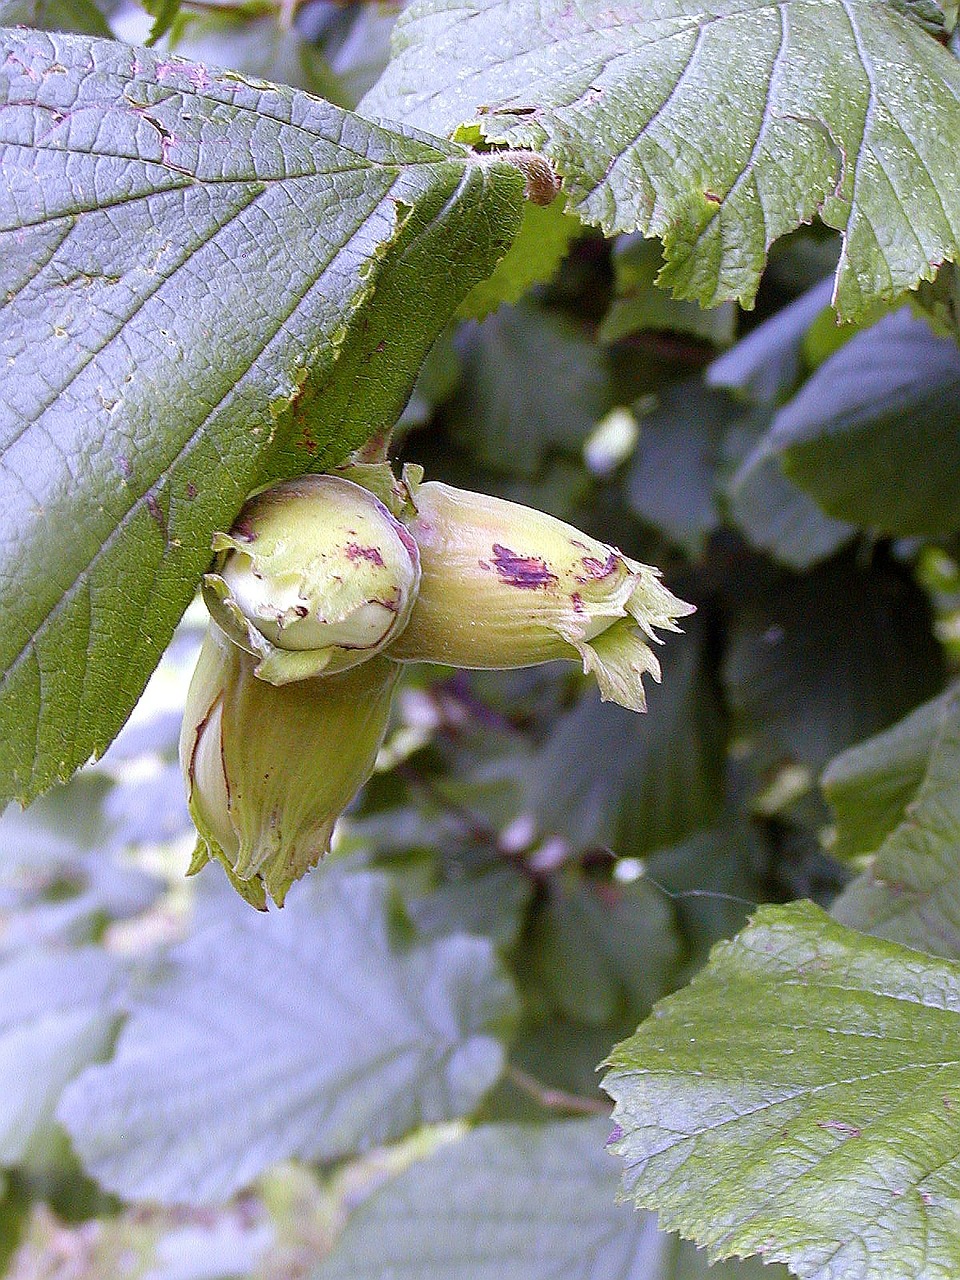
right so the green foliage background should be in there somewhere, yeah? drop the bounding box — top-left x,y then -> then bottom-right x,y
3,0 -> 960,1275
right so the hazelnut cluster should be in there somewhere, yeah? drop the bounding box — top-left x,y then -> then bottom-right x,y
181,464 -> 693,907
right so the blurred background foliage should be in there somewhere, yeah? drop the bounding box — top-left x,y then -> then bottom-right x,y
2,0 -> 960,1274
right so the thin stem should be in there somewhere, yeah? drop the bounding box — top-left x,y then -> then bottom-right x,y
506,1065 -> 610,1117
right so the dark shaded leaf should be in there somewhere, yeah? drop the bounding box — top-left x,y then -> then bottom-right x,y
722,557 -> 944,772
645,801 -> 768,971
707,279 -> 833,404
831,687 -> 960,958
768,309 -> 960,534
626,381 -> 738,557
524,873 -> 682,1024
602,236 -> 736,347
724,449 -> 855,571
524,620 -> 726,857
822,686 -> 958,862
406,860 -> 533,951
447,302 -> 610,477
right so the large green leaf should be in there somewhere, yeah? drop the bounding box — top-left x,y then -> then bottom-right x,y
312,1120 -> 783,1280
0,30 -> 523,804
361,0 -> 960,317
830,688 -> 960,957
58,870 -> 517,1204
604,901 -> 960,1280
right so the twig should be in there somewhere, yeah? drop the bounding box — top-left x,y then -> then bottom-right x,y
506,1065 -> 610,1117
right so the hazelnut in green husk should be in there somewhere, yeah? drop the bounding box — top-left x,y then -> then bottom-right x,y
388,481 -> 694,713
203,474 -> 420,685
179,623 -> 401,908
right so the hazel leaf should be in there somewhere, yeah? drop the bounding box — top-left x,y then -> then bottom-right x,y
362,0 -> 960,317
58,870 -> 517,1204
604,901 -> 960,1280
312,1119 -> 786,1280
830,687 -> 960,959
0,29 -> 523,804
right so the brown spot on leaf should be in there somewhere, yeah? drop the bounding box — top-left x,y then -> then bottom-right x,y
145,493 -> 165,530
489,543 -> 557,589
817,1120 -> 861,1138
478,103 -> 539,116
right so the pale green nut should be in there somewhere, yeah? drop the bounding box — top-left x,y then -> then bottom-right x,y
388,481 -> 695,713
203,474 -> 421,685
179,623 -> 401,909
